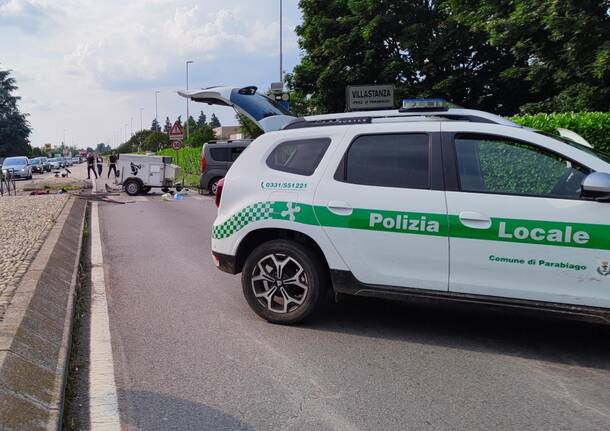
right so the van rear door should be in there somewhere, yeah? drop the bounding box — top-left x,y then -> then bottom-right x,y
178,86 -> 296,133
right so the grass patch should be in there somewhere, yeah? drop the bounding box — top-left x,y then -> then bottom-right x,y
62,204 -> 91,431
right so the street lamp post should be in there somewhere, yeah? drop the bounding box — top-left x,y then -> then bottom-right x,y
186,60 -> 194,139
155,91 -> 160,123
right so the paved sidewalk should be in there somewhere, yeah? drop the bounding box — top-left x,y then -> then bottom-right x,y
0,195 -> 69,320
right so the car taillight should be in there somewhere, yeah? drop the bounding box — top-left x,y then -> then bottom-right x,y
215,178 -> 224,208
201,155 -> 206,173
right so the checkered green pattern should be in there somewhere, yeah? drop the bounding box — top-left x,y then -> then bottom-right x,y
212,202 -> 273,239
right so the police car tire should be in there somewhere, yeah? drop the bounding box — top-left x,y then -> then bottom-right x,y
241,239 -> 326,325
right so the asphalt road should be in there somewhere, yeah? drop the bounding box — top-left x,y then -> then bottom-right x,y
97,190 -> 610,431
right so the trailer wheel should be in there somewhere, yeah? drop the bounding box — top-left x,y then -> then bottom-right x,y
124,179 -> 142,196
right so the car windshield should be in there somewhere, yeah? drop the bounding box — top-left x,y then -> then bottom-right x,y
31,159 -> 41,164
536,131 -> 610,164
3,158 -> 25,166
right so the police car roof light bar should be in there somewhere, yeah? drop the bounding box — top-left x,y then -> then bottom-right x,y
399,98 -> 450,112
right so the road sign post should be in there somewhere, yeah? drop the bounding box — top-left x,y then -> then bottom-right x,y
169,121 -> 185,186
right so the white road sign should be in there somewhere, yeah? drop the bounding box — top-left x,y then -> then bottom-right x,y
346,84 -> 395,111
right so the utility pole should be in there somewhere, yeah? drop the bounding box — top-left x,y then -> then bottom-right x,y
186,60 -> 194,139
280,0 -> 283,87
130,117 -> 133,137
140,108 -> 144,131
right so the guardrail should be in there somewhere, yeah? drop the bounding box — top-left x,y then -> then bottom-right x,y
0,168 -> 17,196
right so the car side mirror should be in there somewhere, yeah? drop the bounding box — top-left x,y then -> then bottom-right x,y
582,172 -> 610,202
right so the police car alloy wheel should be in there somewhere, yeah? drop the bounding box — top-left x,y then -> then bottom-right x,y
241,240 -> 326,324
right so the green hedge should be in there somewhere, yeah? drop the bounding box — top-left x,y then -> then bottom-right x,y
158,147 -> 200,176
511,112 -> 610,155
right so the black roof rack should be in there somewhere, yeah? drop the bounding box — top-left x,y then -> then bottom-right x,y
207,139 -> 253,145
283,116 -> 372,130
281,113 -> 498,130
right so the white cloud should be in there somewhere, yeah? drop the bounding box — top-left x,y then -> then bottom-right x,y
0,0 -> 302,148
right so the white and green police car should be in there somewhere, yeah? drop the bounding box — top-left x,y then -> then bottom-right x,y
181,88 -> 610,324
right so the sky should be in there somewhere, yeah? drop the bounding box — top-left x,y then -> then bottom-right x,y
0,0 -> 302,148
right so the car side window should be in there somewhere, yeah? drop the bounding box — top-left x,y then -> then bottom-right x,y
454,134 -> 589,199
266,138 -> 331,176
339,133 -> 430,189
230,147 -> 245,162
209,148 -> 230,162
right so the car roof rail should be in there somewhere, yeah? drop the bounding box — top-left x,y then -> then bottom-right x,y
283,116 -> 372,130
207,139 -> 253,145
282,108 -> 518,130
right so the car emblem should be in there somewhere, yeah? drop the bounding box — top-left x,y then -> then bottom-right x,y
598,261 -> 610,277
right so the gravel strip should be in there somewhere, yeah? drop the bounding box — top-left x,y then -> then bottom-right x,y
0,194 -> 69,320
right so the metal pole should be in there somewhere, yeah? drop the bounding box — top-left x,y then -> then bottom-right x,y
280,0 -> 283,87
186,60 -> 193,139
140,108 -> 144,131
155,91 -> 160,122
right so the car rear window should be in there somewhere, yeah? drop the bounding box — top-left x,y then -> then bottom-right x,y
3,158 -> 26,166
266,138 -> 331,176
209,148 -> 230,162
339,134 -> 430,189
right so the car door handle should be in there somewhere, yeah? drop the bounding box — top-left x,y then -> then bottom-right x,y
459,211 -> 492,229
327,201 -> 353,216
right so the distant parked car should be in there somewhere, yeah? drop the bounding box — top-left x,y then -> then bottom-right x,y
200,139 -> 252,195
48,158 -> 61,170
2,156 -> 32,179
38,157 -> 51,172
30,157 -> 45,174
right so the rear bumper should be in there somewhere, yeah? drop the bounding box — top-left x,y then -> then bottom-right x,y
212,251 -> 238,274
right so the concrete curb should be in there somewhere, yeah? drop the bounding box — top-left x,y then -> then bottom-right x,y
0,196 -> 87,430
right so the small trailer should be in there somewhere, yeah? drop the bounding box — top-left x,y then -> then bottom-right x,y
116,154 -> 181,196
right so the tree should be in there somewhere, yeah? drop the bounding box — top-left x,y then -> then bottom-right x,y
448,0 -> 610,113
184,125 -> 215,148
197,111 -> 207,128
163,117 -> 172,134
292,0 -> 609,116
116,130 -> 153,154
0,68 -> 32,157
151,118 -> 161,132
236,114 -> 263,139
142,131 -> 170,152
28,146 -> 45,158
209,113 -> 221,128
184,115 -> 197,134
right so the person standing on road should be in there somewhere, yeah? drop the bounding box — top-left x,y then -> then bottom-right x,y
96,153 -> 103,176
108,152 -> 118,178
86,152 -> 98,180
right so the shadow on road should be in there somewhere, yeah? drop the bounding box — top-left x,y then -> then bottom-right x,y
307,296 -> 610,371
118,390 -> 255,431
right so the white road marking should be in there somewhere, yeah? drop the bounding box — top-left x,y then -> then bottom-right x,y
89,181 -> 121,430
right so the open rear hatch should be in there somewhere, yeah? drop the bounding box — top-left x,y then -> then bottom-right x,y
178,86 -> 296,133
